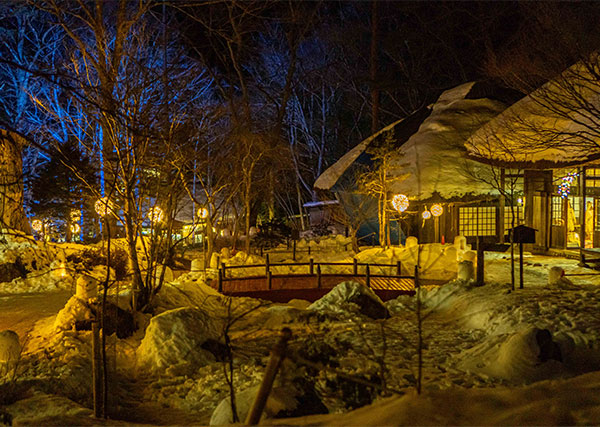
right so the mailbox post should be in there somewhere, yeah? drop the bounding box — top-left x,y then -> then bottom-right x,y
508,225 -> 537,289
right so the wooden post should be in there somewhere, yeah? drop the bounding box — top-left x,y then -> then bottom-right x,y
365,264 -> 370,288
292,239 -> 296,261
476,236 -> 485,286
353,258 -> 358,275
218,268 -> 223,293
396,261 -> 402,276
309,258 -> 314,275
316,264 -> 322,289
268,270 -> 273,290
221,261 -> 226,279
414,265 -> 419,289
246,328 -> 292,425
265,253 -> 270,276
519,242 -> 524,289
92,322 -> 103,419
308,245 -> 311,256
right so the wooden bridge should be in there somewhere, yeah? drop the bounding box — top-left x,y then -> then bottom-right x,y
209,257 -> 417,302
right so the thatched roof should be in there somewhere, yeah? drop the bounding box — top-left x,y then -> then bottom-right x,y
315,81 -> 517,200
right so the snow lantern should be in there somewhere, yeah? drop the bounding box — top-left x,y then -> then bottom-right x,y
392,194 -> 409,212
431,203 -> 443,217
148,206 -> 164,224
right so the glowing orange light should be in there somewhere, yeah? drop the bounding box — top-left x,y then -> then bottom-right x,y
392,194 -> 409,212
422,210 -> 431,220
431,203 -> 443,217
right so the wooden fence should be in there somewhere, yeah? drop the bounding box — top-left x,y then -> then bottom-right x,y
216,254 -> 416,294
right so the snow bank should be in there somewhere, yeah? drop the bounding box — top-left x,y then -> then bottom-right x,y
137,307 -> 222,375
456,327 -> 566,383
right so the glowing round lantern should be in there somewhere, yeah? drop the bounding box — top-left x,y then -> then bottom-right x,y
197,207 -> 209,219
70,210 -> 81,221
392,194 -> 409,213
95,197 -> 115,217
148,206 -> 164,224
32,219 -> 43,232
422,210 -> 432,220
431,203 -> 443,217
70,223 -> 81,234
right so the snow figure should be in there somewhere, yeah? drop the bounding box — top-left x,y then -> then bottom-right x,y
0,330 -> 20,366
75,275 -> 99,300
405,236 -> 418,248
548,266 -> 573,288
457,260 -> 474,282
209,252 -> 220,269
454,235 -> 467,251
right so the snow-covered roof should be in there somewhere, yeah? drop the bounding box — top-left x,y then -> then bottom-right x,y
316,81 -> 514,200
466,57 -> 600,168
388,83 -> 509,200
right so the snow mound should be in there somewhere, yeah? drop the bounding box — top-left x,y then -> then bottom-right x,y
210,385 -> 299,425
309,281 -> 389,319
456,327 -> 566,383
137,307 -> 222,375
53,296 -> 93,331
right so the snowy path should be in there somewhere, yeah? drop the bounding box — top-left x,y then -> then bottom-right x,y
0,291 -> 71,340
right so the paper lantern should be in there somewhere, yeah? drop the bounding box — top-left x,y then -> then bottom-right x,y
391,194 -> 409,212
197,207 -> 209,219
431,203 -> 443,217
70,223 -> 81,234
422,210 -> 431,220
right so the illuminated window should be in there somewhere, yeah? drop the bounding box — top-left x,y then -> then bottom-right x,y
459,206 -> 496,236
552,197 -> 564,226
586,168 -> 600,188
504,205 -> 524,228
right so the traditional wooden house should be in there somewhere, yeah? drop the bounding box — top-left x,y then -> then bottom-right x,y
466,58 -> 600,256
314,81 -> 523,245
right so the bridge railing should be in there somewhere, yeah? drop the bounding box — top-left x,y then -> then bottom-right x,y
216,254 -> 417,292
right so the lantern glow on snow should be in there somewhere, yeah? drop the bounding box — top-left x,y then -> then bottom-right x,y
431,203 -> 443,217
392,194 -> 409,212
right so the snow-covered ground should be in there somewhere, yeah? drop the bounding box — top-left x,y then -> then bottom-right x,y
1,233 -> 600,425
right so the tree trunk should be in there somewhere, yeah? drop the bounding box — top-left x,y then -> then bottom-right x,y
0,130 -> 30,234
